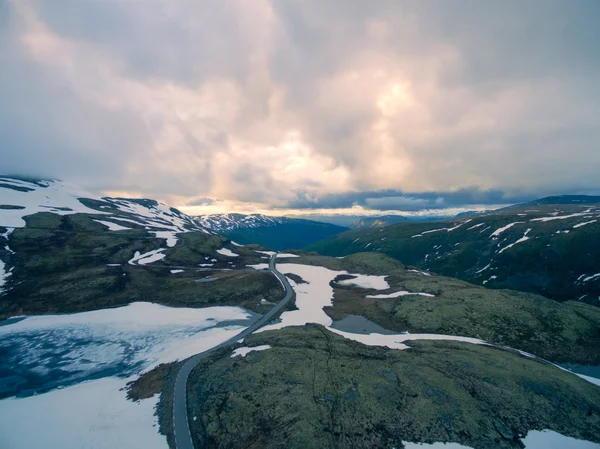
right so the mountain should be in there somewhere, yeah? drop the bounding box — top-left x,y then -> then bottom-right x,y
0,176 -> 281,319
195,213 -> 348,250
307,196 -> 600,305
349,214 -> 410,229
2,177 -> 600,448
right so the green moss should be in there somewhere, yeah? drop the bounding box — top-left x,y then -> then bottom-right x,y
183,325 -> 600,449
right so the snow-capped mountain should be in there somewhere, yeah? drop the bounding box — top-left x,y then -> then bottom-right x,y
194,213 -> 286,233
0,176 -> 213,237
195,213 -> 347,250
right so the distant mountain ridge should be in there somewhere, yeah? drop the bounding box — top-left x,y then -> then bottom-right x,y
308,195 -> 600,305
195,213 -> 347,250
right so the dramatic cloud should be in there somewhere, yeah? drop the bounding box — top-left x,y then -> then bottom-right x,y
2,0 -> 599,213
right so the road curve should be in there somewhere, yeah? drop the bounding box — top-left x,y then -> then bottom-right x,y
173,254 -> 294,449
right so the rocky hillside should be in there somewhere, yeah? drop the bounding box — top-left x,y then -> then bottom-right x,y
307,198 -> 600,305
0,177 -> 282,318
195,213 -> 347,250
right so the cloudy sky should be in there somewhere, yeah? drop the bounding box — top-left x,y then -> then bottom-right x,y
2,0 -> 599,216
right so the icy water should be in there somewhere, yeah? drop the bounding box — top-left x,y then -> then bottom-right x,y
0,302 -> 260,399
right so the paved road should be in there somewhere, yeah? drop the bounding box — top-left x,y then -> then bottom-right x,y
173,254 -> 294,449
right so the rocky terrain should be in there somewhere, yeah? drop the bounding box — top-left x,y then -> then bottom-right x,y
307,198 -> 600,305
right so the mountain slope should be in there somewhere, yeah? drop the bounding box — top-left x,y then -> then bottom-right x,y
0,177 -> 281,318
195,213 -> 347,250
307,197 -> 600,305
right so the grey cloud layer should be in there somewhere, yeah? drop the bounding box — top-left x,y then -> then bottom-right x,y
1,0 -> 599,210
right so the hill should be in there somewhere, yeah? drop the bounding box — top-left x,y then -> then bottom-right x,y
195,213 -> 347,250
307,197 -> 600,305
0,177 -> 282,319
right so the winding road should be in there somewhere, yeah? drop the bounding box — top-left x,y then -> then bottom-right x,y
173,254 -> 294,449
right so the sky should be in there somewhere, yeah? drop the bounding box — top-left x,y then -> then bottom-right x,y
2,0 -> 600,217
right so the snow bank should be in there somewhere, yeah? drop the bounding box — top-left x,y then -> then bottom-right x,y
521,430 -> 600,448
248,263 -> 269,270
255,250 -> 276,256
94,219 -> 131,231
337,274 -> 390,290
231,345 -> 272,358
216,248 -> 239,257
128,249 -> 166,265
366,291 -> 435,299
573,220 -> 597,229
490,222 -> 522,238
531,212 -> 589,222
259,264 -> 344,332
498,228 -> 531,254
0,302 -> 254,449
277,253 -> 299,258
329,328 -> 485,351
403,442 -> 474,449
152,231 -> 178,247
0,178 -> 108,227
0,377 -> 167,449
408,269 -> 431,276
0,259 -> 11,293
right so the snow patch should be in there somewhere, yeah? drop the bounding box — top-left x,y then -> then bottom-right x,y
408,269 -> 431,276
531,213 -> 589,222
231,345 -> 272,358
128,249 -> 166,265
521,430 -> 600,448
0,178 -> 108,228
170,269 -> 184,274
216,248 -> 239,257
337,274 -> 390,290
94,220 -> 131,231
490,222 -> 522,238
0,377 -> 167,449
277,253 -> 299,258
366,291 -> 435,299
498,228 -> 531,254
152,231 -> 178,247
573,220 -> 597,229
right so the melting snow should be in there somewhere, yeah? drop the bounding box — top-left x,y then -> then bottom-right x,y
0,378 -> 166,449
255,250 -> 276,256
366,291 -> 435,299
582,273 -> 600,283
94,220 -> 131,231
231,241 -> 244,247
338,274 -> 390,290
498,228 -> 531,254
531,212 -> 590,222
277,253 -> 300,258
0,302 -> 253,449
152,231 -> 178,247
467,223 -> 485,230
216,248 -> 239,257
403,442 -> 474,448
0,259 -> 11,293
230,345 -> 272,358
573,220 -> 597,229
0,178 -> 108,227
490,222 -> 522,238
408,269 -> 431,276
128,249 -> 166,265
521,430 -> 600,448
